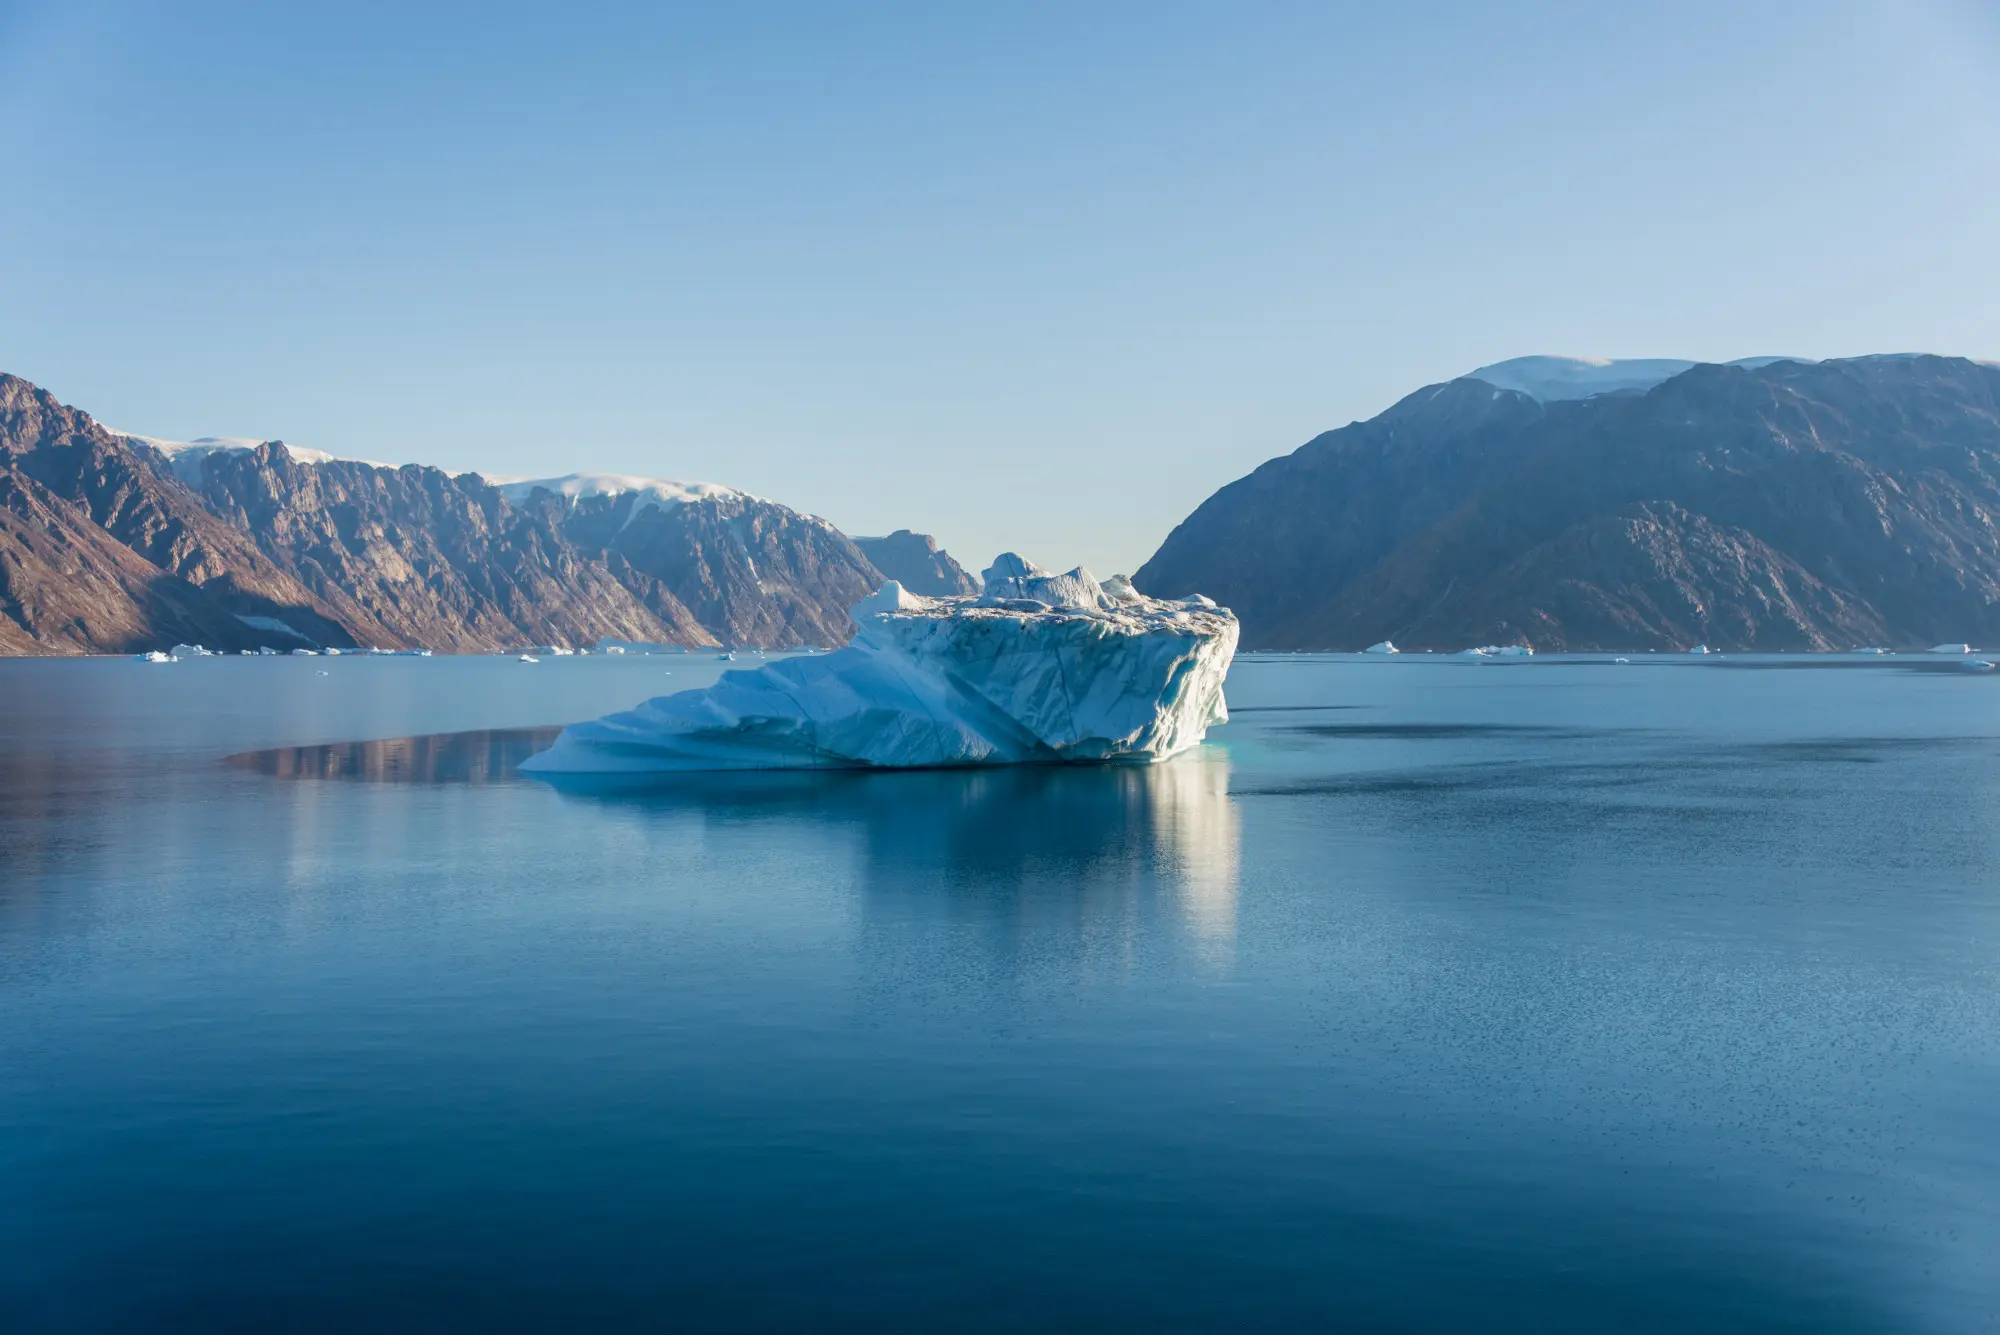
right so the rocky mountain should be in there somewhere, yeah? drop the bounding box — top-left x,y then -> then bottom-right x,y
1,375 -> 359,654
1137,355 -> 2000,652
545,486 -> 886,648
0,373 -> 966,655
178,447 -> 713,653
851,530 -> 981,595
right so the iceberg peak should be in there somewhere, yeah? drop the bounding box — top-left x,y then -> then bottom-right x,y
851,580 -> 931,618
980,552 -> 1112,611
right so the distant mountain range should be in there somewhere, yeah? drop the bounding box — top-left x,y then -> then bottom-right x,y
19,354 -> 2000,657
1137,354 -> 2000,651
0,373 -> 974,654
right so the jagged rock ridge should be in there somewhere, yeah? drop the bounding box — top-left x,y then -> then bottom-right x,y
0,373 -> 968,655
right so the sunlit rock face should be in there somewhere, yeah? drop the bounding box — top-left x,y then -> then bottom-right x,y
521,554 -> 1239,773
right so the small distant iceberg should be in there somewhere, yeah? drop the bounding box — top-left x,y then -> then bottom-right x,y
1930,643 -> 1975,654
522,554 -> 1238,775
169,643 -> 213,658
1688,645 -> 1712,655
1364,640 -> 1400,655
290,648 -> 319,657
519,654 -> 540,664
137,650 -> 173,663
597,637 -> 692,655
1963,660 -> 1997,674
1457,644 -> 1532,658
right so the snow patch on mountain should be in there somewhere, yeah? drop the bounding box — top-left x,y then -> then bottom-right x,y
485,472 -> 749,508
121,434 -> 391,487
1463,355 -> 1810,403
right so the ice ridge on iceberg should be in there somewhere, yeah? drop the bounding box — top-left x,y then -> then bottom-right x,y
521,554 -> 1239,774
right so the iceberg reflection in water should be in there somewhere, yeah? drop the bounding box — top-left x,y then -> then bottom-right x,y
231,726 -> 1242,949
547,747 -> 1244,953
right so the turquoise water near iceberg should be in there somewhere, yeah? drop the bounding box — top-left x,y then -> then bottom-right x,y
1,652 -> 1997,1331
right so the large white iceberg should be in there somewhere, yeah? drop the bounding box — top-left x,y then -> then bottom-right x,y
521,555 -> 1239,774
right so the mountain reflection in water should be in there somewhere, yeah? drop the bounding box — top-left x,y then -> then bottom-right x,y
228,727 -> 565,784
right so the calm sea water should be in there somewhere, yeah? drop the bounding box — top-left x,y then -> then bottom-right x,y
2,652 -> 1997,1332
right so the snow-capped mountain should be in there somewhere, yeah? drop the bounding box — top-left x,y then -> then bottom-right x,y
1139,354 -> 2000,651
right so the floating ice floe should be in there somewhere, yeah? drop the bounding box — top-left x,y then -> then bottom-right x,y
1688,645 -> 1712,655
1963,660 -> 1997,674
520,655 -> 540,664
1364,640 -> 1400,655
522,555 -> 1239,774
169,643 -> 213,658
1930,643 -> 1974,654
137,650 -> 173,663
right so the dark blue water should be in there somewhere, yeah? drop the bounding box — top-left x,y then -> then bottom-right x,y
3,653 -> 1997,1332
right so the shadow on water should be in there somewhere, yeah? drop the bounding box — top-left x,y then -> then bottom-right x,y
1284,721 -> 1608,739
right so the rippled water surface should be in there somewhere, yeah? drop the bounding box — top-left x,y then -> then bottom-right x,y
3,653 -> 1998,1332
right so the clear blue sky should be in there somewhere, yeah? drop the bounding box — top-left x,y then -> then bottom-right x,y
4,1 -> 1997,577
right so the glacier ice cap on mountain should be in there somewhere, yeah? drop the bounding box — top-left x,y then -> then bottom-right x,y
1463,355 -> 1810,403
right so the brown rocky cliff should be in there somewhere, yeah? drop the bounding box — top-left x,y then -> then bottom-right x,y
192,448 -> 716,651
1,375 -> 357,651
